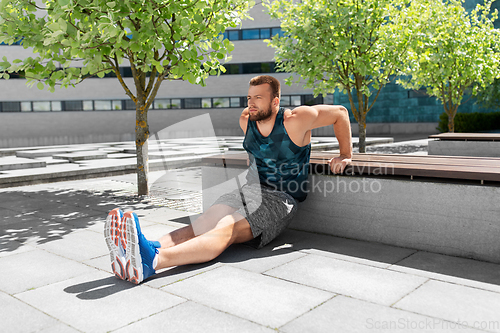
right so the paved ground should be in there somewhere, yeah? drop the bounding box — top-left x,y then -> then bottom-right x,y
1,137 -> 500,332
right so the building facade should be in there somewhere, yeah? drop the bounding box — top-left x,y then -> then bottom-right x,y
0,1 -> 495,148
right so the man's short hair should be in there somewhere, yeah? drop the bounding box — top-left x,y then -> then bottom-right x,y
249,75 -> 281,100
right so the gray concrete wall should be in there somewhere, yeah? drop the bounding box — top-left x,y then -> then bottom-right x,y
202,164 -> 500,263
428,140 -> 500,157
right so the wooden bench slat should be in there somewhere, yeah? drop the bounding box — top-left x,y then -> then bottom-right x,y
203,152 -> 500,182
311,153 -> 500,168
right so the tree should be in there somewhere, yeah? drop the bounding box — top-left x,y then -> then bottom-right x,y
0,0 -> 253,195
264,0 -> 415,152
398,0 -> 500,132
475,78 -> 500,111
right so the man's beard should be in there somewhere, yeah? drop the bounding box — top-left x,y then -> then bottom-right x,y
249,103 -> 273,122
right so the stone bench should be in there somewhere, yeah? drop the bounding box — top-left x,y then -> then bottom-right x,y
201,152 -> 500,264
428,133 -> 500,157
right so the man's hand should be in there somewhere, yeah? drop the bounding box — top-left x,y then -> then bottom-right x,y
328,155 -> 352,174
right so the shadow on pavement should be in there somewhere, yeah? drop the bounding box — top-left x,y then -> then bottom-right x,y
64,276 -> 135,300
0,188 -> 158,254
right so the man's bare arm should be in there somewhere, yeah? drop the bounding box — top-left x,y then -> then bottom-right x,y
290,104 -> 352,173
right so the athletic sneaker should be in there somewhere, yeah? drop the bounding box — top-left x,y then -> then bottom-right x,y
122,211 -> 161,284
104,208 -> 127,280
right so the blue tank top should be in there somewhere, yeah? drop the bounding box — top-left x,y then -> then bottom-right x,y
243,107 -> 311,202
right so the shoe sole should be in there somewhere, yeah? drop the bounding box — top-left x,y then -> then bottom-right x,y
104,208 -> 127,280
123,212 -> 143,284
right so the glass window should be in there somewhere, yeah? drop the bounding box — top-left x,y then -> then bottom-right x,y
291,95 -> 301,106
112,100 -> 122,110
124,99 -> 136,110
95,100 -> 111,110
202,98 -> 212,108
64,100 -> 84,111
261,63 -> 271,73
184,98 -> 201,109
260,28 -> 271,39
242,63 -> 263,74
82,100 -> 93,111
21,102 -> 32,112
242,29 -> 260,40
170,99 -> 181,109
280,96 -> 290,106
51,101 -> 62,111
213,97 -> 229,108
2,101 -> 21,112
228,30 -> 240,41
271,27 -> 283,37
154,99 -> 169,109
228,64 -> 240,74
324,94 -> 334,105
33,101 -> 51,111
230,97 -> 241,108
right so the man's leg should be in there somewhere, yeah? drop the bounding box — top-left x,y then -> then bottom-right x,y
155,212 -> 253,269
156,204 -> 239,249
123,210 -> 254,284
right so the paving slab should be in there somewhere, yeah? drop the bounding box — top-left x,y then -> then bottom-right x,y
390,251 -> 500,292
394,280 -> 500,333
53,151 -> 108,162
16,146 -> 103,158
0,248 -> 96,294
264,254 -> 428,306
281,295 -> 483,333
114,301 -> 275,333
15,270 -> 186,333
162,265 -> 334,329
0,291 -> 61,333
0,156 -> 46,171
294,232 -> 417,268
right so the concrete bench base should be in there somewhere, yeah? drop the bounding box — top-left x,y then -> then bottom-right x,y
202,165 -> 500,264
428,140 -> 500,157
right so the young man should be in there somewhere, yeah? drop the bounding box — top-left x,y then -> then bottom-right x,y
104,75 -> 352,284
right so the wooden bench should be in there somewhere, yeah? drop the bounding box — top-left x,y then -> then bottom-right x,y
428,133 -> 500,157
202,152 -> 500,264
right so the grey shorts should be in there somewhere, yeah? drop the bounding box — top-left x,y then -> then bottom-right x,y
212,183 -> 298,249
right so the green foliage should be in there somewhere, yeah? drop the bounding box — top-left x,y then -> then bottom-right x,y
475,78 -> 500,110
437,111 -> 500,132
0,0 -> 253,102
264,0 -> 415,123
399,0 -> 500,131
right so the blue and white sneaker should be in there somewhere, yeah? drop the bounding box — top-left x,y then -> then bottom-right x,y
122,211 -> 161,284
104,208 -> 127,280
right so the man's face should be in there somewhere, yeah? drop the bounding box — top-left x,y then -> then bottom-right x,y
247,84 -> 276,122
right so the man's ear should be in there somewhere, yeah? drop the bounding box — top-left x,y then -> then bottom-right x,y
273,97 -> 280,107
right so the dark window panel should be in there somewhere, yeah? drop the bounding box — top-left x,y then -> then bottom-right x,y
184,98 -> 202,109
242,29 -> 260,40
1,102 -> 21,112
63,100 -> 83,111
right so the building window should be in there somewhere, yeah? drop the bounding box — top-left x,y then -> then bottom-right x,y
202,98 -> 212,108
83,100 -> 93,111
242,29 -> 260,40
154,99 -> 169,109
2,102 -> 21,112
112,100 -> 122,110
124,99 -> 136,110
324,94 -> 334,104
170,99 -> 181,109
33,101 -> 51,111
51,101 -> 62,111
184,98 -> 201,109
213,97 -> 230,108
21,102 -> 32,112
230,97 -> 241,108
64,100 -> 83,111
291,95 -> 302,106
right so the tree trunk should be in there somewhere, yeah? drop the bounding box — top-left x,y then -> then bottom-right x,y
447,113 -> 455,133
136,104 -> 149,196
358,121 -> 367,153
